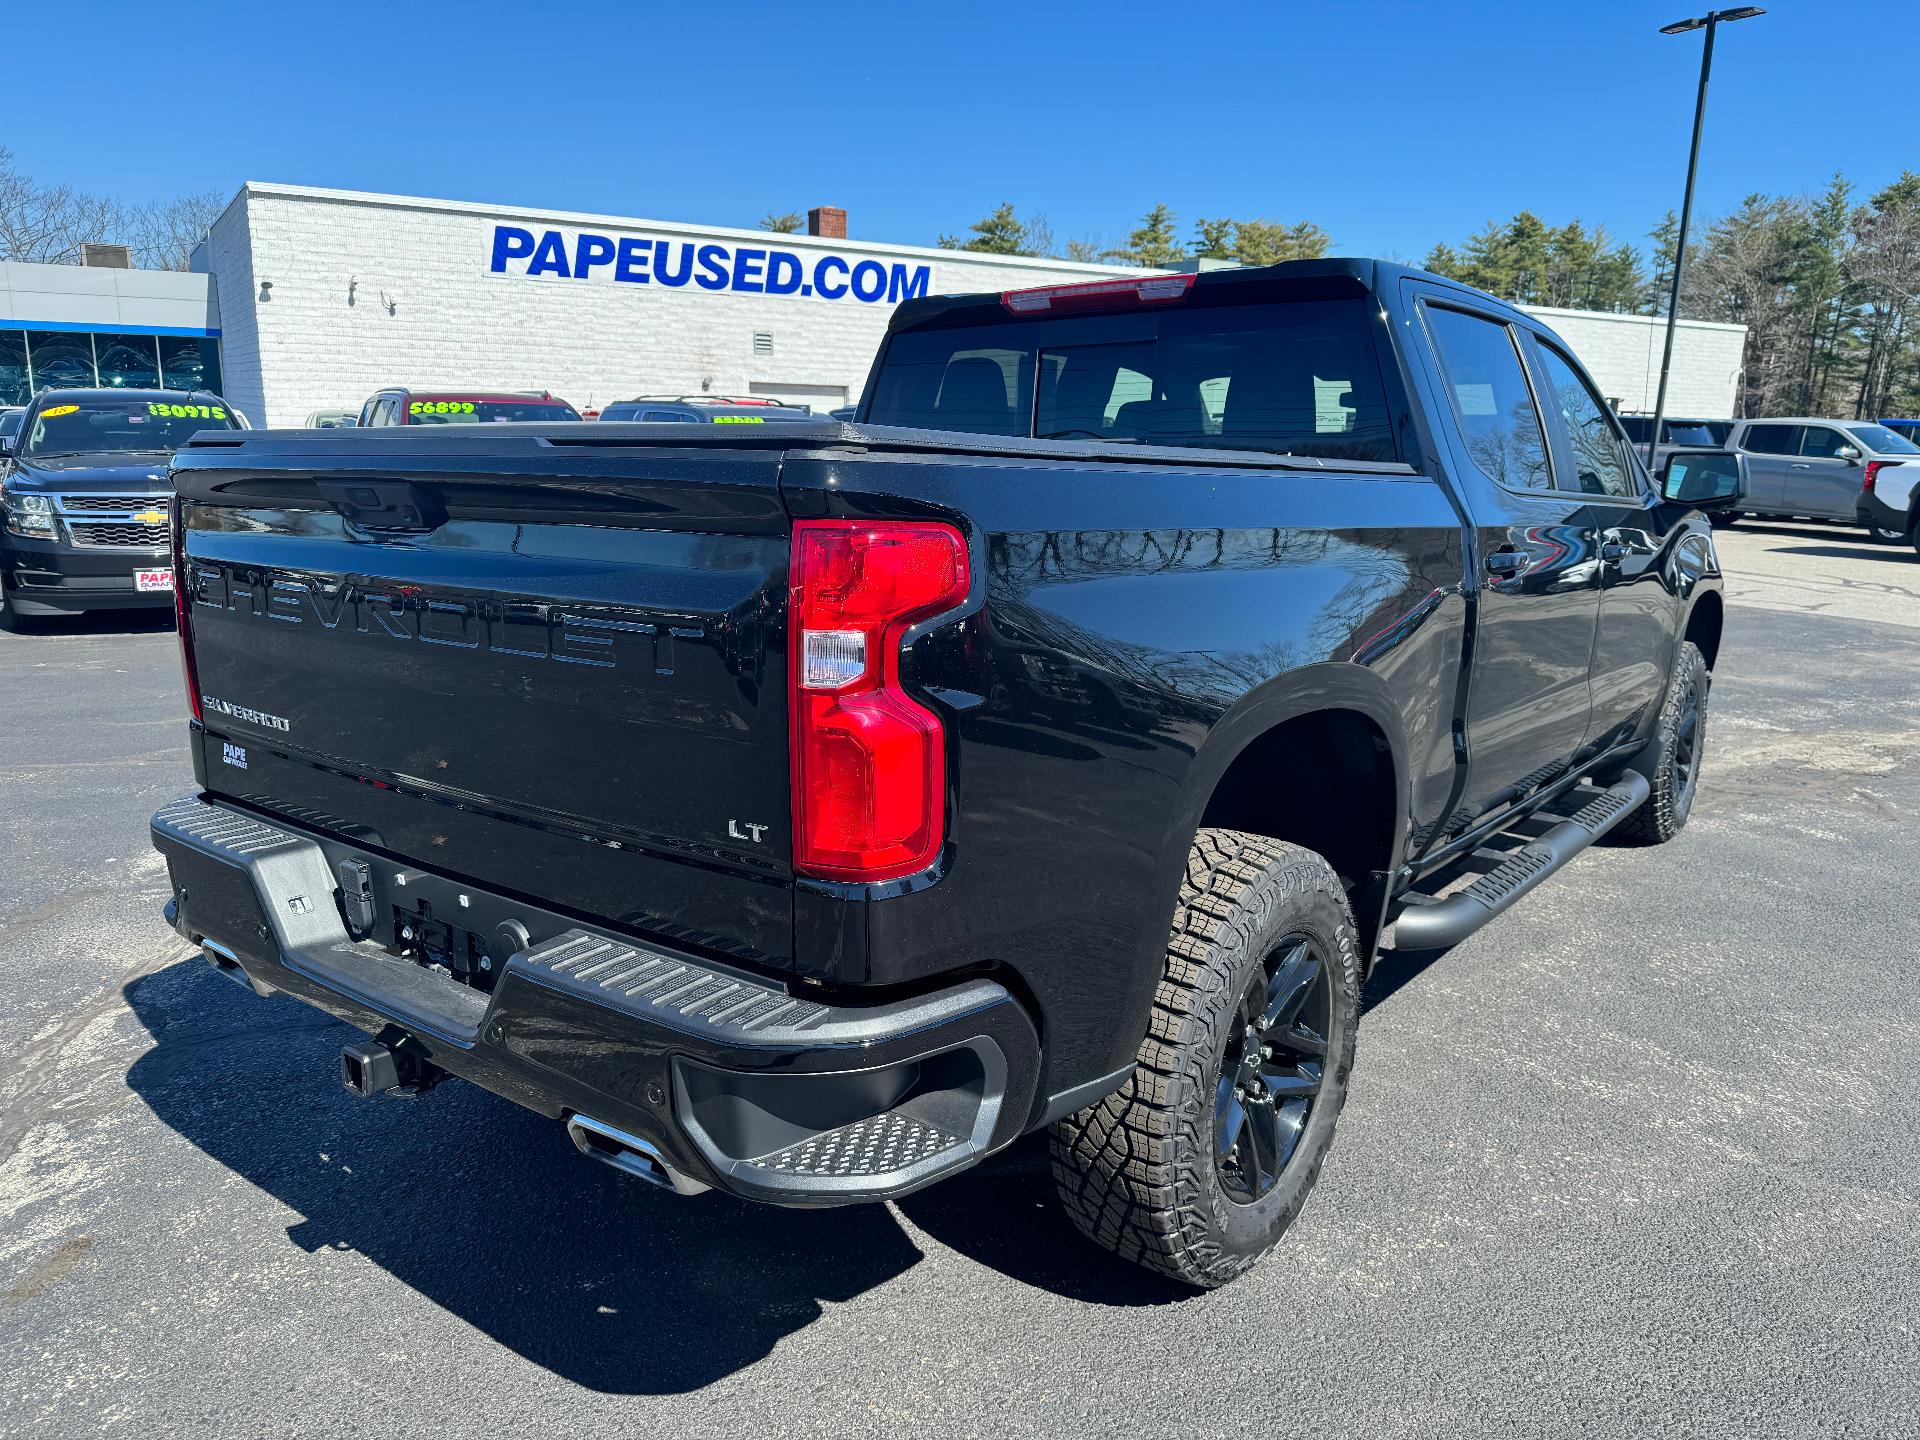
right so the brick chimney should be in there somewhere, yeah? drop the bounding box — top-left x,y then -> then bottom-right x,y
807,206 -> 847,240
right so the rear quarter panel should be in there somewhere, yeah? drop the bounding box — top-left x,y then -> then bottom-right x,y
783,448 -> 1466,1099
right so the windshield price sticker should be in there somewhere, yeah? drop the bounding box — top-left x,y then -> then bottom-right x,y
410,401 -> 476,416
147,403 -> 227,420
41,404 -> 80,418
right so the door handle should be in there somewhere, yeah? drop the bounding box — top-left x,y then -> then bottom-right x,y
1790,462 -> 1812,469
1484,549 -> 1527,576
1600,540 -> 1628,563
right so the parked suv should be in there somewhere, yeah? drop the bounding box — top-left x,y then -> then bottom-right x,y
357,389 -> 581,426
597,396 -> 815,424
1727,417 -> 1920,542
1,388 -> 238,629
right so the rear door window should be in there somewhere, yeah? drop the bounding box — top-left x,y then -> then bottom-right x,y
1422,305 -> 1552,491
1532,343 -> 1641,499
1741,423 -> 1801,455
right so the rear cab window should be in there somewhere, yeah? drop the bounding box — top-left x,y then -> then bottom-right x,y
865,290 -> 1401,464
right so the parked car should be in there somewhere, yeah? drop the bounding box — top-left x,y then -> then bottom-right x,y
0,407 -> 24,449
356,388 -> 581,425
1724,417 -> 1920,542
302,410 -> 359,428
1,388 -> 239,629
151,259 -> 1732,1288
1616,415 -> 1735,474
597,395 -> 814,424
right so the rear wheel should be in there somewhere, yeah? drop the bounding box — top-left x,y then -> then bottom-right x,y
1050,830 -> 1361,1288
1614,641 -> 1709,845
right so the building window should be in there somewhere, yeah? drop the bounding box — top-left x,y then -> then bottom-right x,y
25,331 -> 97,390
0,331 -> 28,406
95,333 -> 162,389
158,335 -> 222,394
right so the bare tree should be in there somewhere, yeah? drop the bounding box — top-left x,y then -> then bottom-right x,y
0,146 -> 125,264
126,190 -> 226,270
1847,175 -> 1920,416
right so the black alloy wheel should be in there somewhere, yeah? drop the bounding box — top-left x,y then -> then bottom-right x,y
1215,936 -> 1329,1205
1670,670 -> 1702,807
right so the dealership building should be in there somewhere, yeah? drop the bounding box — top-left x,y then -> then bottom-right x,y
4,181 -> 1748,428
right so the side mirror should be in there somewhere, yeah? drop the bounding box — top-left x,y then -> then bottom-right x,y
1661,448 -> 1747,510
0,434 -> 13,458
1836,443 -> 1861,462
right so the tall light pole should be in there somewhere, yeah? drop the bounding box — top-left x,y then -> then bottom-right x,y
1645,6 -> 1766,469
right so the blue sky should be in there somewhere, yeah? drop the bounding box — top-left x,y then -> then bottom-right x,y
14,0 -> 1907,262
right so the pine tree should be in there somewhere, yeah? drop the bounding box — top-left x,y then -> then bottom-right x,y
1106,205 -> 1187,267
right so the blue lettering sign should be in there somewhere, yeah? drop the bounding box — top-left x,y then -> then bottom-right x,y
655,240 -> 693,288
888,262 -> 930,304
814,255 -> 850,300
487,225 -> 933,307
695,244 -> 730,291
574,232 -> 616,279
766,251 -> 803,295
490,226 -> 536,273
732,247 -> 767,294
526,230 -> 571,278
850,260 -> 887,303
615,236 -> 651,283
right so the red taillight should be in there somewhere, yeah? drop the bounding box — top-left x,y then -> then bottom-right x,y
789,519 -> 969,882
1000,273 -> 1194,314
1863,459 -> 1896,493
171,495 -> 201,722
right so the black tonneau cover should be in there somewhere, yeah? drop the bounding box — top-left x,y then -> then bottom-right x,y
174,420 -> 1417,477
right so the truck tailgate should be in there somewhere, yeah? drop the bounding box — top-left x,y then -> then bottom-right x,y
170,432 -> 795,968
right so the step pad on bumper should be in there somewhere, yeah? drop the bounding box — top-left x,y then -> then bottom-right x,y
753,1112 -> 963,1178
518,930 -> 829,1035
152,793 -> 1045,1206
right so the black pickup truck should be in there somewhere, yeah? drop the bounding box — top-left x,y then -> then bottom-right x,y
150,260 -> 1738,1288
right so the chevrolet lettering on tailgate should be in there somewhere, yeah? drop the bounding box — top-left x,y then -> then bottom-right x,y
184,562 -> 704,674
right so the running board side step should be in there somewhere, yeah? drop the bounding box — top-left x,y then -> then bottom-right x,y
1390,771 -> 1650,952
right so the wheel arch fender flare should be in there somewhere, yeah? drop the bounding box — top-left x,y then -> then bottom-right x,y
1157,662 -> 1414,889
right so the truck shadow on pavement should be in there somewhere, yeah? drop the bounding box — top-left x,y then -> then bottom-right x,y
122,958 -> 1189,1394
13,610 -> 175,637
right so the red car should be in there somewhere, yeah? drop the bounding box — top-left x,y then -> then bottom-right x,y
355,388 -> 581,426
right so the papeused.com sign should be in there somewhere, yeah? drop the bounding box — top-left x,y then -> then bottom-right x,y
487,224 -> 932,305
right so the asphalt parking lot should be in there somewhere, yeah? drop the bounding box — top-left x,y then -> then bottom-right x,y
3,520 -> 1917,1439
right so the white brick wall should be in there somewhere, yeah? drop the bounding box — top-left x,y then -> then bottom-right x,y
1523,305 -> 1746,418
202,185 -> 1750,428
208,184 -> 1140,427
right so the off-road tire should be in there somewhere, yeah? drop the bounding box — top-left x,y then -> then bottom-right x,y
0,572 -> 30,634
1050,830 -> 1361,1288
1613,641 -> 1709,845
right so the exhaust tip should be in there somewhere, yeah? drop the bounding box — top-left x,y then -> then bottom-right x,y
203,943 -> 273,998
567,1114 -> 709,1196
